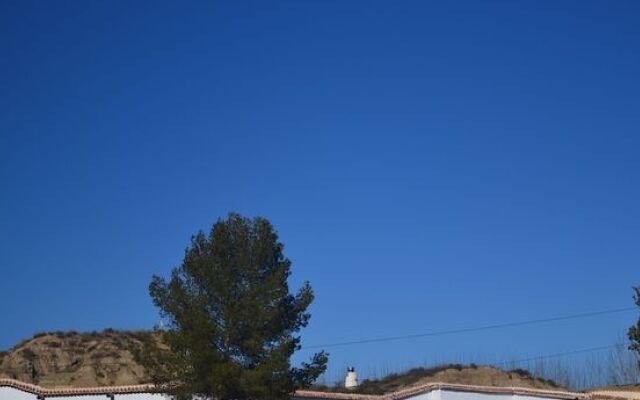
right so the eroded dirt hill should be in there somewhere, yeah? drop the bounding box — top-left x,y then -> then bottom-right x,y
0,330 -> 152,387
1,331 -> 563,391
314,365 -> 563,394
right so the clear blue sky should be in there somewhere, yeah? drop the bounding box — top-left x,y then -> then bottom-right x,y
1,1 -> 639,382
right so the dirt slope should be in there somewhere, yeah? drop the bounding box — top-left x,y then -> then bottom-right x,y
1,331 -> 562,391
0,330 -> 151,387
315,365 -> 563,394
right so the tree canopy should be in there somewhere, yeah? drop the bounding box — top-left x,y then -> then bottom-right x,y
136,213 -> 328,400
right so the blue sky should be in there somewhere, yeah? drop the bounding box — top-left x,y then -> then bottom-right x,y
1,1 -> 639,382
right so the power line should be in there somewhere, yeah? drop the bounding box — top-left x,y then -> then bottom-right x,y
352,345 -> 624,381
495,344 -> 624,367
302,307 -> 636,350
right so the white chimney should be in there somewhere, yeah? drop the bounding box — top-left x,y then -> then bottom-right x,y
345,367 -> 358,389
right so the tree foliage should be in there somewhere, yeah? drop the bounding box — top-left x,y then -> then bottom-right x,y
628,287 -> 640,361
136,213 -> 327,400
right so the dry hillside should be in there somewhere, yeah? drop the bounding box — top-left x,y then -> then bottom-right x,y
314,365 -> 563,394
1,331 -> 562,391
0,330 -> 152,387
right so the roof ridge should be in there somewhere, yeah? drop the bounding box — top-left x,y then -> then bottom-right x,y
0,379 -> 156,396
0,378 -> 593,400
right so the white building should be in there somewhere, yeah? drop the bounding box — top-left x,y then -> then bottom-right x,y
0,378 -> 629,400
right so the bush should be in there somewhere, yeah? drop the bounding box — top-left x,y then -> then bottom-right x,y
21,348 -> 37,361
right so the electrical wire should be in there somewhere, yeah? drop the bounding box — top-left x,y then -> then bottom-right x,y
302,307 -> 636,350
496,344 -> 622,367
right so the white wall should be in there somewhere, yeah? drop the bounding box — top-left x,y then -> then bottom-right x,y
440,390 -> 514,400
0,386 -> 38,400
0,388 -> 169,400
0,386 -> 571,400
408,388 -> 442,400
433,390 -> 568,400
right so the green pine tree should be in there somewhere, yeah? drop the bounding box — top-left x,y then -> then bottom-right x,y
135,213 -> 328,400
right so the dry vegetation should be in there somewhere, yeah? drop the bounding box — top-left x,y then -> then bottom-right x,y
1,331 -> 638,391
1,331 -> 562,391
0,330 -> 153,387
312,364 -> 563,394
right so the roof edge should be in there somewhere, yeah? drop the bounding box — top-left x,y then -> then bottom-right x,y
0,379 -> 588,400
0,379 -> 157,396
298,383 -> 586,400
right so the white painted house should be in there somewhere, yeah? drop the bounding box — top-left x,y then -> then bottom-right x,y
0,378 -> 629,400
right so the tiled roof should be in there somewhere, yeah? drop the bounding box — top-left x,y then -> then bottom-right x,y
0,379 -> 156,396
589,392 -> 640,400
297,383 -> 586,400
0,379 -> 626,400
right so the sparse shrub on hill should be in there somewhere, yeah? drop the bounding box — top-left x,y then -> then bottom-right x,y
21,348 -> 37,361
311,364 -> 562,395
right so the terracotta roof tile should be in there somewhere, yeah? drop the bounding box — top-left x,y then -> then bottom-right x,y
0,379 -> 601,400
